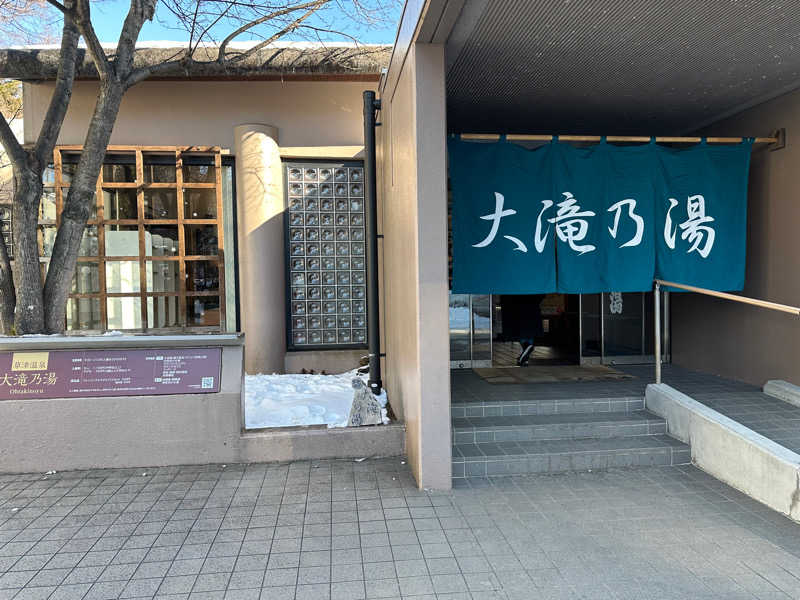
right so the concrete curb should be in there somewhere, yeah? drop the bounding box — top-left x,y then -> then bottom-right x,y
764,380 -> 800,408
646,383 -> 800,523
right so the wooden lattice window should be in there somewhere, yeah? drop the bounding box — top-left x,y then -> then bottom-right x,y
40,146 -> 228,333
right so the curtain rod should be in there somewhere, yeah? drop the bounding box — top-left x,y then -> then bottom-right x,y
458,133 -> 778,144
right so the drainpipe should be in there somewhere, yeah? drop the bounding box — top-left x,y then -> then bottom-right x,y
363,90 -> 383,395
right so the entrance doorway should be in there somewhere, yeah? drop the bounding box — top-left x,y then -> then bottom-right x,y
492,294 -> 579,367
448,291 -> 669,369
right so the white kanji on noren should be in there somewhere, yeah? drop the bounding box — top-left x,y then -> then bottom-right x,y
547,192 -> 596,255
607,198 -> 644,248
665,195 -> 716,258
472,192 -> 528,252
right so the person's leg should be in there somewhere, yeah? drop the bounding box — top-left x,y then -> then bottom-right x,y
517,338 -> 535,366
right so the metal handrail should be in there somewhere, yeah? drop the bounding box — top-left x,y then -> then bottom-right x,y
653,279 -> 800,384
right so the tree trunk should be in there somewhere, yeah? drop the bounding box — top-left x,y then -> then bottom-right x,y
0,226 -> 14,334
43,82 -> 125,334
12,167 -> 45,334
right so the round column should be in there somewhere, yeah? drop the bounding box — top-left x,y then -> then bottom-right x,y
234,124 -> 286,374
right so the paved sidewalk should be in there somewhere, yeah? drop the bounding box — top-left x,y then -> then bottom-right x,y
2,460 -> 800,600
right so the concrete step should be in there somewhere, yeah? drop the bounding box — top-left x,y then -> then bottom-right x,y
452,434 -> 690,478
452,410 -> 666,444
451,395 -> 644,419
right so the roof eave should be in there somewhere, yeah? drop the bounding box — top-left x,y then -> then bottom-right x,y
0,45 -> 391,81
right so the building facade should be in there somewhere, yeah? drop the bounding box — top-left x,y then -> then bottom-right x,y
2,1 -> 800,492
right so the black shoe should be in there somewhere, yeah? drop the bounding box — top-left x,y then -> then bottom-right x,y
517,343 -> 534,367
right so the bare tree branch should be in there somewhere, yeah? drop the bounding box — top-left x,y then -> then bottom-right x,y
188,3 -> 233,52
42,0 -> 65,14
187,0 -> 202,47
115,0 -> 158,76
124,44 -> 192,87
2,0 -> 60,44
32,13 -> 79,167
217,0 -> 328,61
73,0 -> 111,80
125,53 -> 188,87
224,8 -> 323,64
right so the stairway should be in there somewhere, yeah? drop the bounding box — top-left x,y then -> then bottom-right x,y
451,392 -> 690,479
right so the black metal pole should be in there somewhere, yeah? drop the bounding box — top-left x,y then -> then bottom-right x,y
363,90 -> 382,395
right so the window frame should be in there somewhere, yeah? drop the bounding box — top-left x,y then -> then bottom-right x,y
49,145 -> 227,333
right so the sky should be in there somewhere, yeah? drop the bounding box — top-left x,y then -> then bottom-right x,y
88,0 -> 402,45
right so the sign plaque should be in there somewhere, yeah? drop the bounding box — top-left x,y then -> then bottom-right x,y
0,347 -> 222,400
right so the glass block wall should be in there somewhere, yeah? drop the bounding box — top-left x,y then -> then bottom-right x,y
285,162 -> 368,350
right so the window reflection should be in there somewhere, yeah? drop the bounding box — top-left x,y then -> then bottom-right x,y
147,261 -> 179,293
104,189 -> 138,219
184,189 -> 217,219
102,157 -> 136,183
187,296 -> 220,326
186,261 -> 219,292
104,225 -> 138,256
183,163 -> 215,183
145,225 -> 179,256
105,261 -> 140,293
66,298 -> 101,330
107,297 -> 141,329
147,296 -> 180,328
185,225 -> 218,255
71,263 -> 100,294
144,189 -> 177,219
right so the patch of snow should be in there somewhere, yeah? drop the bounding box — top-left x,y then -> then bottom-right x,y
245,369 -> 389,430
101,330 -> 124,336
19,333 -> 63,337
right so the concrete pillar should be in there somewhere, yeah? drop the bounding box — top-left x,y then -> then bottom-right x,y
413,44 -> 452,489
234,124 -> 285,374
378,44 -> 451,489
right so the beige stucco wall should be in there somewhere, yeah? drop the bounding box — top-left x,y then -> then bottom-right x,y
23,80 -> 373,148
378,43 -> 451,489
22,79 -> 375,375
672,89 -> 800,386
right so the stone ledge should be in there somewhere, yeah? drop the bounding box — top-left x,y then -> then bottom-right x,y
646,383 -> 800,522
0,333 -> 244,351
764,380 -> 800,408
239,422 -> 405,463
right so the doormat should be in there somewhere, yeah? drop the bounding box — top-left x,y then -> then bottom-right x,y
473,365 -> 635,384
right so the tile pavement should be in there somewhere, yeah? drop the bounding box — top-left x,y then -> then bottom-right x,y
3,459 -> 800,600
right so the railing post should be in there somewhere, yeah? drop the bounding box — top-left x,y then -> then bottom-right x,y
654,281 -> 662,384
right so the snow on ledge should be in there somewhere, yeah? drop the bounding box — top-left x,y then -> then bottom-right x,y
245,369 -> 388,430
